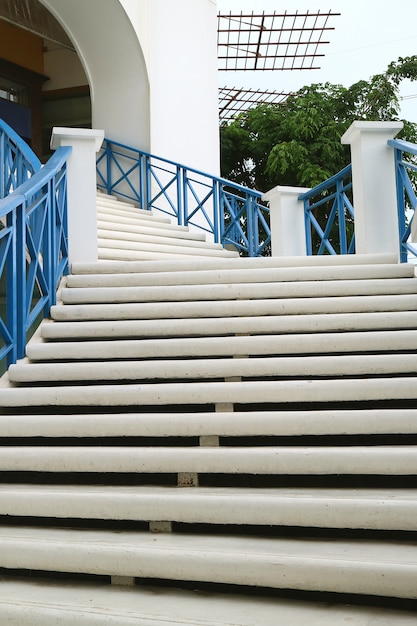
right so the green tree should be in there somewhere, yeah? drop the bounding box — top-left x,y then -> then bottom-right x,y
220,56 -> 417,192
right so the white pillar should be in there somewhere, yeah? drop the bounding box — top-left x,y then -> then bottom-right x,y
263,186 -> 310,256
341,121 -> 403,258
51,128 -> 104,265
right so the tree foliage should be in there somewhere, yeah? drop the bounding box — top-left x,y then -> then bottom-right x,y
220,56 -> 417,192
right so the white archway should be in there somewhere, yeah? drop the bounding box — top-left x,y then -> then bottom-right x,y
39,0 -> 150,150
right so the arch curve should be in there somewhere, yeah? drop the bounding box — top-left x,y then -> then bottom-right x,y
39,0 -> 150,150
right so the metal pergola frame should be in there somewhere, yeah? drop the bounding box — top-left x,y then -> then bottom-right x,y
219,87 -> 290,123
218,9 -> 340,120
218,10 -> 340,72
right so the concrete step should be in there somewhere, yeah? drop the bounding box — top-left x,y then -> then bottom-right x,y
97,209 -> 191,231
0,526 -> 416,598
0,484 -> 415,530
2,576 -> 417,625
97,220 -> 206,242
50,293 -> 417,322
39,310 -> 417,341
1,409 -> 416,437
97,230 -> 221,251
98,238 -> 238,259
97,205 -> 171,225
59,278 -> 417,305
98,247 -> 230,261
1,377 -> 417,407
24,329 -> 417,361
64,262 -> 415,288
1,445 -> 416,474
71,253 -> 400,275
9,353 -> 417,383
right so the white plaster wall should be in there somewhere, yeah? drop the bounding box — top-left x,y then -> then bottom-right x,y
121,0 -> 220,176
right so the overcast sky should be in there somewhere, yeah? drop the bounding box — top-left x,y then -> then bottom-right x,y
217,0 -> 417,121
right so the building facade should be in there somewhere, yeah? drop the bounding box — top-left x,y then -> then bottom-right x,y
0,0 -> 220,173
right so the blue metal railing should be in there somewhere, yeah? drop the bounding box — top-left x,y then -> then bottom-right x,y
299,165 -> 355,256
388,138 -> 417,263
96,138 -> 269,257
0,119 -> 41,199
0,119 -> 71,367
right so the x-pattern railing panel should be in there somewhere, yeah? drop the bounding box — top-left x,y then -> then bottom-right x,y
388,139 -> 417,263
0,127 -> 71,368
97,139 -> 267,256
299,165 -> 354,256
0,119 -> 41,199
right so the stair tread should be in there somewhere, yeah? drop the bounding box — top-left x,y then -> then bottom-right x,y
1,445 -> 416,474
71,253 -> 400,274
97,237 -> 237,255
0,526 -> 416,598
1,377 -> 417,406
59,278 -> 417,304
65,263 -> 415,288
2,577 -> 417,625
97,208 -> 189,230
50,293 -> 417,321
24,329 -> 417,361
40,311 -> 417,340
0,409 -> 416,437
98,248 -> 238,261
97,221 -> 206,241
0,484 -> 415,530
10,353 -> 417,383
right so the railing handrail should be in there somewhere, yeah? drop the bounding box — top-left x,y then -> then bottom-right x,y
101,137 -> 264,199
0,146 -> 72,212
388,138 -> 417,157
0,147 -> 71,216
0,118 -> 41,200
297,164 -> 352,201
0,118 -> 41,174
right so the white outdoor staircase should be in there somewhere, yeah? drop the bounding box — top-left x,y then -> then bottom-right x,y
0,194 -> 417,624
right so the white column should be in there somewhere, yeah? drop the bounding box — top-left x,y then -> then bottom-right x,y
51,127 -> 104,265
263,186 -> 310,256
341,121 -> 403,258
